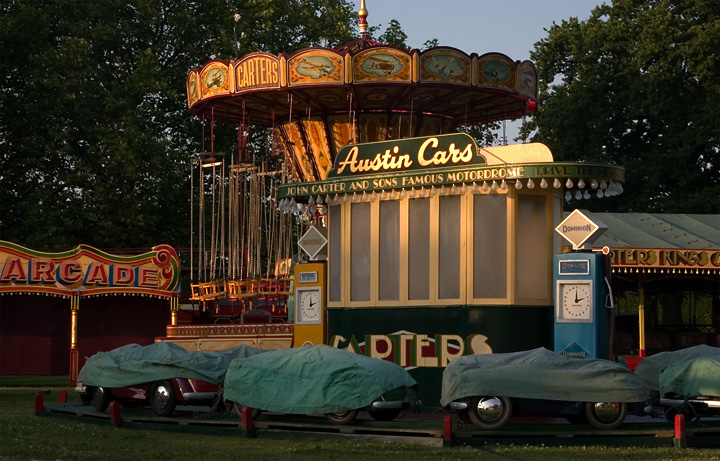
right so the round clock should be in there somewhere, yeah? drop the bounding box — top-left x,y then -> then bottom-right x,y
558,282 -> 593,322
296,287 -> 322,324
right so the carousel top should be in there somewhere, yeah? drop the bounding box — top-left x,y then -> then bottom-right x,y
186,2 -> 540,183
186,7 -> 538,128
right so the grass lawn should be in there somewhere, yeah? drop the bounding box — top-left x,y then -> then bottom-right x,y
0,386 -> 717,460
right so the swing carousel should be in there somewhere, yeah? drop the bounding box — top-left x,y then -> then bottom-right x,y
184,0 -> 540,324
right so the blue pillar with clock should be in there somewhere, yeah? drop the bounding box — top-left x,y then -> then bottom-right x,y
554,209 -> 612,360
554,251 -> 612,360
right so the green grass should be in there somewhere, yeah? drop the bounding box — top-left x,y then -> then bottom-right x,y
1,387 -> 717,460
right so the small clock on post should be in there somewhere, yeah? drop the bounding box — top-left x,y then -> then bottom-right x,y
557,281 -> 594,323
296,286 -> 322,324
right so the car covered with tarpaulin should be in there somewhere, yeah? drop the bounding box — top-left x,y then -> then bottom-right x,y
224,344 -> 419,424
441,347 -> 648,430
634,345 -> 720,421
77,342 -> 266,416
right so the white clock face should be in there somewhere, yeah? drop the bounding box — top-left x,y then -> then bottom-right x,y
297,288 -> 322,324
558,282 -> 593,322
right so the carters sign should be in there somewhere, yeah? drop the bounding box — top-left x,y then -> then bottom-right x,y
0,241 -> 180,298
328,133 -> 484,178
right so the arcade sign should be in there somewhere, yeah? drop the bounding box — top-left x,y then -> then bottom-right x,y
0,241 -> 181,298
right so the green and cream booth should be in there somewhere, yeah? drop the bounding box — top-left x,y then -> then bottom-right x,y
279,133 -> 624,407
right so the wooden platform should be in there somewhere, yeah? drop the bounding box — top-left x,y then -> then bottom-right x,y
43,402 -> 720,448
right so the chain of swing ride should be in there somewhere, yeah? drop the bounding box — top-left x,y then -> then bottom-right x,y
191,106 -> 295,292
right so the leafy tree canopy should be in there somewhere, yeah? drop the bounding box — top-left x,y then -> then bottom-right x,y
523,0 -> 720,213
0,0 -> 356,251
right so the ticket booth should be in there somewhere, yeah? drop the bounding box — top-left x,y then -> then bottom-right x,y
281,134 -> 625,406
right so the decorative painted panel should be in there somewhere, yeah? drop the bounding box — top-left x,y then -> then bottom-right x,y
288,50 -> 344,85
419,48 -> 472,84
476,53 -> 515,91
353,48 -> 412,82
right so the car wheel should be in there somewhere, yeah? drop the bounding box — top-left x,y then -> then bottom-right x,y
91,386 -> 110,412
232,402 -> 262,421
584,402 -> 627,430
369,408 -> 401,421
468,396 -> 513,430
325,409 -> 358,425
149,380 -> 177,417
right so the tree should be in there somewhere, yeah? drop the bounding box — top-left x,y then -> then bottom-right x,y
378,19 -> 409,50
523,0 -> 720,213
0,0 -> 357,251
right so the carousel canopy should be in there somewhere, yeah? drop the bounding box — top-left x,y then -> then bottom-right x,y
186,6 -> 539,183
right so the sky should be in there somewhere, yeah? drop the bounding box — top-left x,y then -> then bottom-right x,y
350,0 -> 606,141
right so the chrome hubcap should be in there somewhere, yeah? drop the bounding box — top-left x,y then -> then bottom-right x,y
592,402 -> 620,422
154,385 -> 171,407
475,397 -> 504,422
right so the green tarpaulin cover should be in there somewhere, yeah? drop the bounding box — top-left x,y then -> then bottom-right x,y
440,347 -> 648,407
77,342 -> 266,388
634,345 -> 720,397
224,344 -> 417,414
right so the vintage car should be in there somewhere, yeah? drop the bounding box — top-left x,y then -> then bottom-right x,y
634,344 -> 720,421
76,342 -> 266,417
441,348 -> 649,430
223,344 -> 420,425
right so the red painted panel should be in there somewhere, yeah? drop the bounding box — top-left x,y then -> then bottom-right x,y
0,335 -> 52,374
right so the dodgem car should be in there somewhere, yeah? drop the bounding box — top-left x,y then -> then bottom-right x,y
634,345 -> 720,421
441,348 -> 648,430
76,342 -> 266,417
223,344 -> 420,424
